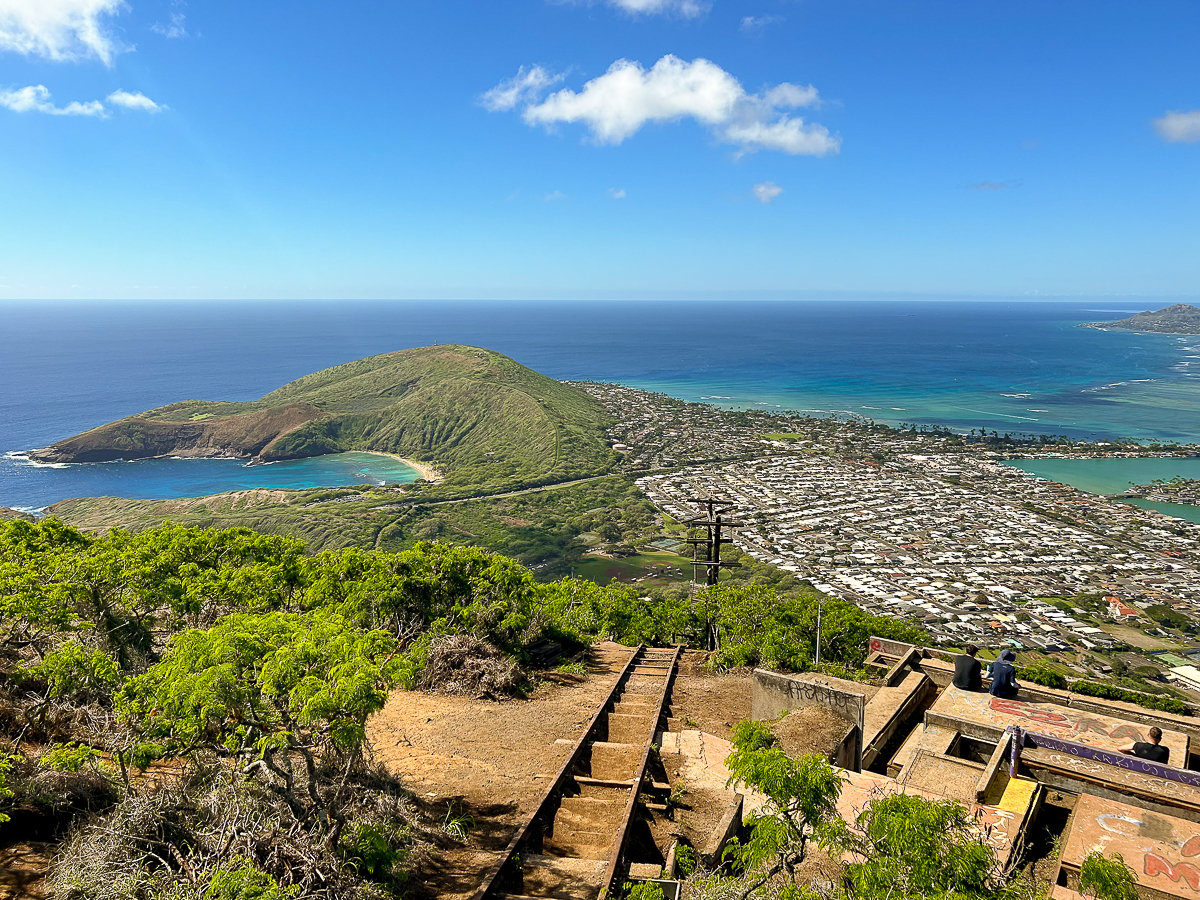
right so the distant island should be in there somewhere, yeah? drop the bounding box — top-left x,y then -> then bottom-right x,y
1081,303 -> 1200,334
30,346 -> 616,491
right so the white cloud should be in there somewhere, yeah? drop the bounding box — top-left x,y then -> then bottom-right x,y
740,14 -> 780,32
752,181 -> 782,203
493,55 -> 839,157
107,89 -> 162,111
606,0 -> 706,17
0,84 -> 105,116
545,189 -> 567,201
0,0 -> 127,65
1154,110 -> 1200,143
480,65 -> 564,112
0,83 -> 163,117
608,187 -> 627,199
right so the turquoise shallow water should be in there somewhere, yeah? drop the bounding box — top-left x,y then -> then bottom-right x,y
1006,458 -> 1200,524
5,451 -> 419,512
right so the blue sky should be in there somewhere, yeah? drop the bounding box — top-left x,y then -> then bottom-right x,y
0,0 -> 1197,300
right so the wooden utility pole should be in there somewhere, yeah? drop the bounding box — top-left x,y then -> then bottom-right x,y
685,498 -> 743,650
685,498 -> 743,586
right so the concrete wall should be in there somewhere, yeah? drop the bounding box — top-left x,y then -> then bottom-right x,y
753,669 -> 866,730
700,794 -> 744,867
753,669 -> 866,769
869,636 -> 1200,750
831,724 -> 860,770
869,636 -> 922,659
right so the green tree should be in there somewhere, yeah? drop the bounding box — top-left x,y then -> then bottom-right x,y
821,792 -> 1002,900
0,518 -> 90,659
722,721 -> 844,898
306,542 -> 540,652
1146,604 -> 1189,630
119,609 -> 400,843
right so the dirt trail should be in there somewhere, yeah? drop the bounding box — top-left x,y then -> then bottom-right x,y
0,843 -> 53,900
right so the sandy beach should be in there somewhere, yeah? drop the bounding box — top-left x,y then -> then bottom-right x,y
363,451 -> 443,483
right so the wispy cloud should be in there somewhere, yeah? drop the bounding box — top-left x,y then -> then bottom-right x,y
970,181 -> 1013,191
0,84 -> 163,117
488,55 -> 839,157
604,0 -> 707,17
106,89 -> 163,112
1154,110 -> 1200,143
740,14 -> 780,33
0,0 -> 127,65
545,189 -> 567,201
607,187 -> 627,199
752,181 -> 782,203
151,0 -> 188,39
480,65 -> 564,112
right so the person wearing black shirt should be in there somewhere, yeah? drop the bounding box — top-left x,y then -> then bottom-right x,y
952,644 -> 983,691
1121,726 -> 1170,764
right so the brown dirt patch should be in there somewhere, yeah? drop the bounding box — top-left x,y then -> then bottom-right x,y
772,707 -> 854,759
495,515 -> 532,527
0,842 -> 52,899
366,642 -> 635,899
668,661 -> 752,741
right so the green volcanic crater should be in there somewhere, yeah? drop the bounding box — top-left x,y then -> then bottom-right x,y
31,346 -> 617,487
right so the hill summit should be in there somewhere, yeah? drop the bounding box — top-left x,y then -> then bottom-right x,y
30,346 -> 616,486
1082,303 -> 1200,334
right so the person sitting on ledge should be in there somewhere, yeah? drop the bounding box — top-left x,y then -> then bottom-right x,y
1121,726 -> 1170,764
952,644 -> 983,691
987,649 -> 1020,699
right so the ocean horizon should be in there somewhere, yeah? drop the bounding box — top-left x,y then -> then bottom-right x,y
3,298 -> 1198,511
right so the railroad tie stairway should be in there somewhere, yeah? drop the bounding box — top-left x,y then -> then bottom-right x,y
475,646 -> 680,900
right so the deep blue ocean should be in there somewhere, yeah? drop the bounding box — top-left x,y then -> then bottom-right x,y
3,299 -> 1198,512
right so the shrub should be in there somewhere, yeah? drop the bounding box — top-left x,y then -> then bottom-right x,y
1080,851 -> 1139,900
420,634 -> 529,699
205,860 -> 301,900
1020,663 -> 1068,690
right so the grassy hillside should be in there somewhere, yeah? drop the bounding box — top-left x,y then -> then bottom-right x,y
32,346 -> 617,489
47,476 -> 829,596
47,477 -> 650,563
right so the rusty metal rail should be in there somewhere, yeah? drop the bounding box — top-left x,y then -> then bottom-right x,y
470,643 -> 680,900
598,644 -> 681,900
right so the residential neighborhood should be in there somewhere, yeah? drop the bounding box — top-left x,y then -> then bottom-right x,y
580,381 -> 1200,694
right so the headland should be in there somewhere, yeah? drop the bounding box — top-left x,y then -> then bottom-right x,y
28,345 -> 613,494
1082,302 -> 1200,334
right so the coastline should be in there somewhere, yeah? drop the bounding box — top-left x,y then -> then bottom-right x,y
1004,456 -> 1200,524
361,451 -> 443,484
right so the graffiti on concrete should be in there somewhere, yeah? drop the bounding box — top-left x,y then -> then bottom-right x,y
1144,837 -> 1200,892
1024,731 -> 1200,787
1067,794 -> 1200,900
990,696 -> 1146,743
929,687 -> 1189,759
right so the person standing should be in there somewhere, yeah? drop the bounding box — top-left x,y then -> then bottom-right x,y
953,644 -> 983,691
988,649 -> 1020,699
